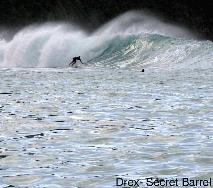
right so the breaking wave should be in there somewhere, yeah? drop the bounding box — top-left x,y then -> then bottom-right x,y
0,11 -> 212,70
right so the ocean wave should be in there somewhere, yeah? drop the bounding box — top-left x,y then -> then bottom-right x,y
0,11 -> 212,69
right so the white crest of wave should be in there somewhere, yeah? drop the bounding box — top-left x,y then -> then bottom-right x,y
95,11 -> 195,38
0,10 -> 197,68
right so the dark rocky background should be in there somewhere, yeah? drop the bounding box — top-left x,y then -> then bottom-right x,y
0,0 -> 212,40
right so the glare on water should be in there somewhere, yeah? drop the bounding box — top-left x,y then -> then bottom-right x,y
0,67 -> 212,187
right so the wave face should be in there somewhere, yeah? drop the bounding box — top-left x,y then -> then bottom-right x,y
0,11 -> 212,69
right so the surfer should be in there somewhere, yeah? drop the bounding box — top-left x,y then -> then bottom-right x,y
69,56 -> 83,66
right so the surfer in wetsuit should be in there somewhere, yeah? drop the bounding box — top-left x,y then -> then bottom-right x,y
69,56 -> 83,66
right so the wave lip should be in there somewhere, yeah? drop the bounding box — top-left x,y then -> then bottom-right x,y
95,11 -> 196,39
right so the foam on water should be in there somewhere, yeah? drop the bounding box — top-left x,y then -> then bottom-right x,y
0,11 -> 212,69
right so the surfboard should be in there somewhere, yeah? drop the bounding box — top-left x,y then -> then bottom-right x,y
68,63 -> 84,69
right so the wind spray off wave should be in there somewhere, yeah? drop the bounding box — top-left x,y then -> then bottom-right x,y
0,11 -> 212,69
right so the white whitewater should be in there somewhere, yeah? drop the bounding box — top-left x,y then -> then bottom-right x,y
0,10 -> 212,69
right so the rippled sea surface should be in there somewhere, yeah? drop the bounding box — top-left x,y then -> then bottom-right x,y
0,67 -> 212,188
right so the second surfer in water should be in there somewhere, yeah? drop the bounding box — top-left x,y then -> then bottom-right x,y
69,56 -> 83,66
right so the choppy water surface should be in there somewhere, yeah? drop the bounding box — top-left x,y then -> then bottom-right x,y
0,67 -> 212,187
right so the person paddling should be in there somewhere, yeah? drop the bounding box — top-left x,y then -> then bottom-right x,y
69,56 -> 83,66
